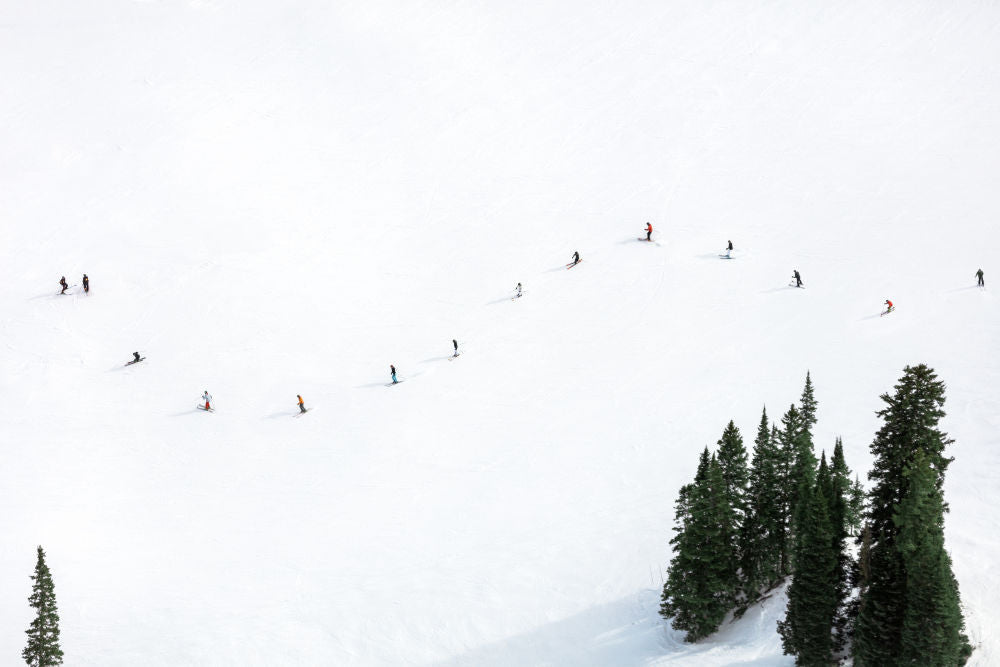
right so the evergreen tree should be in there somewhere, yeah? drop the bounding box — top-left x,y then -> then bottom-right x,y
771,422 -> 791,574
799,371 -> 818,442
846,476 -> 865,536
778,404 -> 816,571
661,448 -> 739,641
830,438 -> 852,507
854,365 -> 965,666
23,546 -> 63,667
777,477 -> 837,666
818,449 -> 851,653
741,408 -> 785,599
895,450 -> 972,665
716,420 -> 749,527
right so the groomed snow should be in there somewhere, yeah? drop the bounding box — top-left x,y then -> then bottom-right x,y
1,1 -> 998,664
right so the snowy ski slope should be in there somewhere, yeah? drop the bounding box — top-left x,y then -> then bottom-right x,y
1,1 -> 999,665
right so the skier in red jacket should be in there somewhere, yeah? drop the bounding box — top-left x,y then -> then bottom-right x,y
645,222 -> 653,241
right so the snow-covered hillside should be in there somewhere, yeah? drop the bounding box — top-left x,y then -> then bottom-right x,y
2,1 -> 999,664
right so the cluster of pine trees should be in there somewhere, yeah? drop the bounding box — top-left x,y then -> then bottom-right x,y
660,365 -> 973,665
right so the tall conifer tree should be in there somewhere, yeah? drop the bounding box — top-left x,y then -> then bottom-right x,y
777,477 -> 837,665
895,450 -> 972,665
661,448 -> 739,641
716,420 -> 749,527
742,408 -> 784,599
854,365 -> 967,665
23,546 -> 63,667
799,371 -> 818,441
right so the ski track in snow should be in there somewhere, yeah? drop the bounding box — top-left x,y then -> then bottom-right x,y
2,1 -> 1000,665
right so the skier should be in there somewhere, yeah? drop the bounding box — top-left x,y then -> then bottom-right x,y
793,270 -> 803,288
82,274 -> 89,294
976,268 -> 985,287
132,352 -> 141,364
390,365 -> 398,384
571,251 -> 580,266
297,395 -> 306,414
727,240 -> 733,252
515,282 -> 522,297
59,276 -> 69,294
452,339 -> 459,357
646,222 -> 653,241
202,391 -> 212,410
884,299 -> 894,314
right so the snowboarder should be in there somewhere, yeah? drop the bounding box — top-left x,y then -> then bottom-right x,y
132,352 -> 141,364
452,339 -> 459,357
571,251 -> 580,266
390,365 -> 398,384
202,391 -> 212,410
645,222 -> 653,241
793,270 -> 803,288
297,395 -> 306,414
884,299 -> 894,314
82,274 -> 89,294
515,282 -> 522,297
976,268 -> 985,287
59,276 -> 68,294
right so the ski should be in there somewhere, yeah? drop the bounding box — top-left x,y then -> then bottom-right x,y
719,254 -> 734,259
449,353 -> 461,361
197,405 -> 215,412
566,260 -> 583,269
880,309 -> 894,317
386,380 -> 405,387
637,237 -> 652,242
125,358 -> 146,366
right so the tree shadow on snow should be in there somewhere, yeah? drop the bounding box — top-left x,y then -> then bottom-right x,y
426,592 -> 668,667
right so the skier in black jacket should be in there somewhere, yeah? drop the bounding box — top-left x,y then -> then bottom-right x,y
82,274 -> 89,294
976,268 -> 985,287
793,270 -> 803,288
59,276 -> 69,294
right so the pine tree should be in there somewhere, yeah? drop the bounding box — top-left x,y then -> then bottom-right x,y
23,546 -> 63,667
846,476 -> 865,536
854,365 -> 965,666
741,408 -> 785,600
778,404 -> 816,573
818,449 -> 851,653
771,422 -> 791,574
661,448 -> 739,641
777,477 -> 837,666
716,420 -> 749,528
895,450 -> 972,665
799,371 -> 818,442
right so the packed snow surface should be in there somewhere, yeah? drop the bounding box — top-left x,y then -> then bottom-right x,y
2,1 -> 999,665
